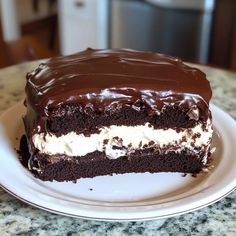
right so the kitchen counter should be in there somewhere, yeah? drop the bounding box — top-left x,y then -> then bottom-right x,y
0,62 -> 235,235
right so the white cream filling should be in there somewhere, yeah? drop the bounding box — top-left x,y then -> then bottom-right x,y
32,119 -> 213,160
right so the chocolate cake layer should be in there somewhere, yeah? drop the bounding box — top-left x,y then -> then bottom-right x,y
46,104 -> 201,136
33,153 -> 205,182
20,136 -> 206,182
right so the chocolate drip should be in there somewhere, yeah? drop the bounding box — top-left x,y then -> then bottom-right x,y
25,48 -> 212,134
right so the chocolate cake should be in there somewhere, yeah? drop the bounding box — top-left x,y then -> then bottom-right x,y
21,48 -> 213,182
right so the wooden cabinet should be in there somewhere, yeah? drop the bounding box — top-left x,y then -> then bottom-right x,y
209,0 -> 236,71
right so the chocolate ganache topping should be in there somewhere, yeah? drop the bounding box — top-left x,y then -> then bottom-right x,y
25,48 -> 212,133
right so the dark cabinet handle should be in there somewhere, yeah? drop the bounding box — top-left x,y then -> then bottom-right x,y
74,1 -> 84,7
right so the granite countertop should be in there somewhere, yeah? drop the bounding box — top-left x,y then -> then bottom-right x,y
0,62 -> 235,235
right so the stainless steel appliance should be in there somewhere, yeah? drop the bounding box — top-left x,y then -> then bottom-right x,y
109,0 -> 215,63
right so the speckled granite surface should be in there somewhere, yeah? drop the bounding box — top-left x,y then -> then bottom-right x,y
0,62 -> 235,235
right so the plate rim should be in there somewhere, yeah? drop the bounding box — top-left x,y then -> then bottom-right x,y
0,182 -> 235,222
0,102 -> 236,221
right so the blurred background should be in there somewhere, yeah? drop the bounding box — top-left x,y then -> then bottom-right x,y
0,0 -> 236,70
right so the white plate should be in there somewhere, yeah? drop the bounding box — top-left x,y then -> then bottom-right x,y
0,103 -> 235,221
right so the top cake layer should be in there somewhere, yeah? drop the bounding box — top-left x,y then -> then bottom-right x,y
26,48 -> 211,114
25,49 -> 212,135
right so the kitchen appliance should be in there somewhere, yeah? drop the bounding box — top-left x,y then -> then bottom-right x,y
110,0 -> 215,63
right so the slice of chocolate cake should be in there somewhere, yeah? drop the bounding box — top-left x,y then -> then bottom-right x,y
22,48 -> 213,182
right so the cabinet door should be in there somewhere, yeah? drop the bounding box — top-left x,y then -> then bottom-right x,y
58,0 -> 108,55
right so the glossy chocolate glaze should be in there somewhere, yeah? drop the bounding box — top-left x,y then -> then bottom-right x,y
25,48 -> 212,135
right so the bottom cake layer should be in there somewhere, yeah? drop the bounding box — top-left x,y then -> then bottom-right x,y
19,135 -> 208,182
